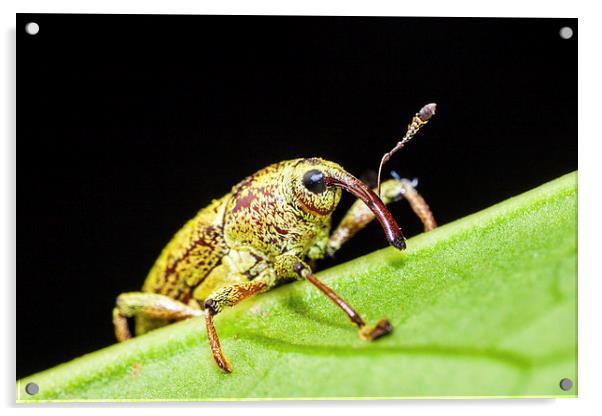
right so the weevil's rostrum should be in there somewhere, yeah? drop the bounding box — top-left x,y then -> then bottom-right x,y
113,106 -> 437,373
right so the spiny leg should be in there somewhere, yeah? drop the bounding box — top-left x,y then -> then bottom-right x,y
112,292 -> 203,342
203,272 -> 275,373
328,178 -> 436,256
276,254 -> 392,341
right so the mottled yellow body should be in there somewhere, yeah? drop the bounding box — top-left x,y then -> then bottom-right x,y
124,157 -> 437,339
136,158 -> 347,333
114,104 -> 438,373
112,159 -> 437,374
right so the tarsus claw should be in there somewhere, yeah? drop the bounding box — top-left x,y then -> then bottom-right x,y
358,319 -> 393,341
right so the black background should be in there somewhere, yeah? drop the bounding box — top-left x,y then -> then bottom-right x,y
17,14 -> 577,378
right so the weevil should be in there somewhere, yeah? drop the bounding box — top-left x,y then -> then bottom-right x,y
113,104 -> 438,373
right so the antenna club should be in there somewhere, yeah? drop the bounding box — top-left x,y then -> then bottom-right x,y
418,103 -> 437,122
376,101 -> 438,197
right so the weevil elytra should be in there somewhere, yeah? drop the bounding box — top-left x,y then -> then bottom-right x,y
113,104 -> 437,373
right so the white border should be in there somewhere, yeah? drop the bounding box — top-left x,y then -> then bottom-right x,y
3,1 -> 601,416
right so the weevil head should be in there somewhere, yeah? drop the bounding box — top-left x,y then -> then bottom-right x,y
284,158 -> 406,250
285,158 -> 345,218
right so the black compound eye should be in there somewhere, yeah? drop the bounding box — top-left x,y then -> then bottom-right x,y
302,169 -> 326,194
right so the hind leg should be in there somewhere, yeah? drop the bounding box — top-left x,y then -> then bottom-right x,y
112,292 -> 203,341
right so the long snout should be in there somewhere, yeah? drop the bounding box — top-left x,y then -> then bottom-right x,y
324,171 -> 406,250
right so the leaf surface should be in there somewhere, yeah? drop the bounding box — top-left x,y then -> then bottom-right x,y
17,172 -> 578,401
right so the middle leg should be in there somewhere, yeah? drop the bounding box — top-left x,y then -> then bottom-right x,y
203,270 -> 277,373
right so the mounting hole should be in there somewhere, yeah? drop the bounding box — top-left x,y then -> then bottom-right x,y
559,26 -> 573,40
25,382 -> 39,395
25,22 -> 40,36
559,378 -> 573,391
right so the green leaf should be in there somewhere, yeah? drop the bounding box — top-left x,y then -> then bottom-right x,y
17,172 -> 577,401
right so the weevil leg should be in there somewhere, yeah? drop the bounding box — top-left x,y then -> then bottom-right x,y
203,271 -> 276,373
112,307 -> 132,341
328,178 -> 437,256
276,254 -> 392,341
112,292 -> 203,341
396,178 -> 437,232
205,311 -> 232,373
204,280 -> 270,315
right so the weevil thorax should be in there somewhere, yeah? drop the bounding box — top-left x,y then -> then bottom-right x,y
222,158 -> 344,260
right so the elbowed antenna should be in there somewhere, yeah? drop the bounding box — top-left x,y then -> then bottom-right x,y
377,103 -> 437,197
324,172 -> 406,250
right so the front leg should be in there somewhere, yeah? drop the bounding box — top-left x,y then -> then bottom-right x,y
275,254 -> 392,341
328,178 -> 437,256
